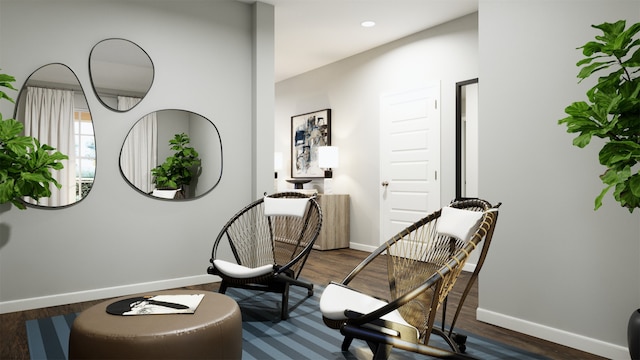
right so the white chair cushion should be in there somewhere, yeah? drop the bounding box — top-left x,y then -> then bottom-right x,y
320,283 -> 418,337
264,197 -> 309,217
436,206 -> 483,241
213,259 -> 273,279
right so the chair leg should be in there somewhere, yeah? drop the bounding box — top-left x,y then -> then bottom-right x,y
218,281 -> 228,294
280,284 -> 290,320
453,332 -> 467,353
369,341 -> 392,360
341,336 -> 353,351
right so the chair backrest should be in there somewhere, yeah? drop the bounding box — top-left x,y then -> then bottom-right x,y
382,198 -> 498,341
212,192 -> 322,279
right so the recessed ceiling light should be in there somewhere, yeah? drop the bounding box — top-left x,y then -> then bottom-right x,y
361,20 -> 376,28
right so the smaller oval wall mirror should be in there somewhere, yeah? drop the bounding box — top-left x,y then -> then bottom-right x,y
13,63 -> 96,208
120,109 -> 223,200
89,38 -> 154,111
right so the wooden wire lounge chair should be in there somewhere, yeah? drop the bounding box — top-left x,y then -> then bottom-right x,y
208,192 -> 322,320
320,198 -> 500,359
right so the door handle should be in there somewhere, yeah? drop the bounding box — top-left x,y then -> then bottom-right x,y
381,181 -> 389,187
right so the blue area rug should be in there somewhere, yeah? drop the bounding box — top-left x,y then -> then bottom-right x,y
27,284 -> 549,360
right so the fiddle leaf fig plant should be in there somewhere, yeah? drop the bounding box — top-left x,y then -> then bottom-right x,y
151,132 -> 201,192
0,70 -> 68,209
558,20 -> 640,212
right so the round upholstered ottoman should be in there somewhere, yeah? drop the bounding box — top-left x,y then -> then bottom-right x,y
69,290 -> 242,359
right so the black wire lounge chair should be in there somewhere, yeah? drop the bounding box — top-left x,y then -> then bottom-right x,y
208,192 -> 323,320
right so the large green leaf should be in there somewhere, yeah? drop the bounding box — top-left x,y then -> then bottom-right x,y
0,118 -> 24,141
0,178 -> 15,204
624,45 -> 640,67
578,60 -> 615,80
630,173 -> 640,197
595,184 -> 613,210
599,141 -> 640,167
0,72 -> 17,104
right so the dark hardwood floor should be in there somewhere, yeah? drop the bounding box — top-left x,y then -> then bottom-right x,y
1,248 -> 605,360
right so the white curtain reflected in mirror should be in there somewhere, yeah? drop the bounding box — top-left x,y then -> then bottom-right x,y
14,63 -> 96,208
89,38 -> 154,111
23,87 -> 75,206
120,97 -> 157,194
120,109 -> 223,200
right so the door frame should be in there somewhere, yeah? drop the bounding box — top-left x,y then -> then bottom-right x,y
455,78 -> 478,200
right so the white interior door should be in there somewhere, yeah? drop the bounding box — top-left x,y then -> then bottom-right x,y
380,84 -> 441,243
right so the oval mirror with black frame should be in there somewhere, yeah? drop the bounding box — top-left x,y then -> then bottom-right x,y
455,78 -> 479,200
89,38 -> 154,112
13,63 -> 96,208
120,109 -> 223,200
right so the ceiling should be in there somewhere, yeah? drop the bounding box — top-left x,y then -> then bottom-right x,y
22,1 -> 479,90
241,0 -> 478,82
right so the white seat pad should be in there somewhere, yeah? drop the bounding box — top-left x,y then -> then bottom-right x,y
319,283 -> 418,337
213,259 -> 273,279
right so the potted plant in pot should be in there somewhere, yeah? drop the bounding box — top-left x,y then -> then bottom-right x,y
557,20 -> 639,359
151,132 -> 201,199
0,70 -> 68,210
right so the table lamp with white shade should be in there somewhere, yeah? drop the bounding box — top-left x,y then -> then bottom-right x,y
318,146 -> 339,194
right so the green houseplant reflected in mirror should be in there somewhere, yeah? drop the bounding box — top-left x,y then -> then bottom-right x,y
120,109 -> 222,201
0,70 -> 68,210
151,133 -> 201,199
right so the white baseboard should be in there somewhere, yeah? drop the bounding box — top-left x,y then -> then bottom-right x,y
477,307 -> 629,359
0,274 -> 220,314
349,242 -> 377,253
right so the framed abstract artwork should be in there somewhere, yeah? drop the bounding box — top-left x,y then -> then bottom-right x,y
291,109 -> 331,178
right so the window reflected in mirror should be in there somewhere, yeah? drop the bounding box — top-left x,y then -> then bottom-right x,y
89,38 -> 154,111
14,63 -> 96,208
120,109 -> 222,200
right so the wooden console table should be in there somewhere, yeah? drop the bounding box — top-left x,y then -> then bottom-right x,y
314,194 -> 350,250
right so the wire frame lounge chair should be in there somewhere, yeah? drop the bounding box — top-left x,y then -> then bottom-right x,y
208,192 -> 322,320
320,198 -> 500,359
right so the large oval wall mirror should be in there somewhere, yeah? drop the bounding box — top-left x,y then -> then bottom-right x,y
13,63 -> 96,208
120,109 -> 223,200
89,38 -> 154,111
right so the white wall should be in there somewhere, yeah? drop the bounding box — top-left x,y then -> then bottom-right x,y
0,0 -> 274,313
276,13 -> 480,251
478,1 -> 639,358
275,3 -> 640,357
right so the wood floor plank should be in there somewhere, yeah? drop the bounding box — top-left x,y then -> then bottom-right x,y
1,248 -> 606,360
